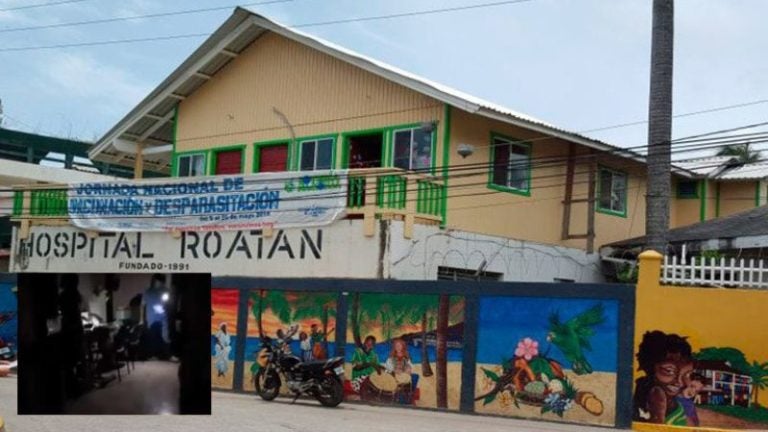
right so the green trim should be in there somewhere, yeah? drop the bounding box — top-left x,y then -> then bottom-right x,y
170,105 -> 179,176
340,126 -> 387,169
595,165 -> 628,218
487,132 -> 532,197
173,150 -> 207,177
699,180 -> 707,221
755,181 -> 761,207
252,139 -> 290,173
296,134 -> 338,170
440,104 -> 451,227
209,144 -> 246,175
675,179 -> 700,199
715,182 -> 721,218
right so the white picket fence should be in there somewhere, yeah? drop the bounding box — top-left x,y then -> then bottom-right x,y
662,254 -> 768,289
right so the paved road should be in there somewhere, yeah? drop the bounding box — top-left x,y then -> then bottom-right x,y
1,378 -> 624,432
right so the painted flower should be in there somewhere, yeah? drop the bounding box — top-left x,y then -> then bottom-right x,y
514,337 -> 539,360
547,378 -> 564,394
498,390 -> 513,408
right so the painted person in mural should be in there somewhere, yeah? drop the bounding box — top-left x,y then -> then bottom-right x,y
350,335 -> 382,393
310,323 -> 332,360
214,322 -> 231,377
633,330 -> 698,426
384,337 -> 419,404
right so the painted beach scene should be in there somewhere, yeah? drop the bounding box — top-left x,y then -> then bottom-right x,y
243,289 -> 338,392
344,293 -> 464,410
211,288 -> 240,390
475,296 -> 619,426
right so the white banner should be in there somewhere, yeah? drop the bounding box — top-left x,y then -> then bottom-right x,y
67,170 -> 348,232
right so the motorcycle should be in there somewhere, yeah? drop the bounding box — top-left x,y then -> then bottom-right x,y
0,338 -> 15,362
254,335 -> 345,407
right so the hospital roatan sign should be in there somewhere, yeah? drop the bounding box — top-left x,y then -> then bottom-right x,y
11,223 -> 379,277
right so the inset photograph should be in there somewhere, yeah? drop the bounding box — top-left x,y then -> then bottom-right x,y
16,273 -> 211,415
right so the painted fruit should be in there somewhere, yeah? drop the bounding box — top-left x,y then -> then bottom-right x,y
576,391 -> 604,416
523,381 -> 546,395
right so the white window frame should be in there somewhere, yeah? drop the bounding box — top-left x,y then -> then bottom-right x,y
177,153 -> 207,177
299,137 -> 334,171
392,127 -> 433,171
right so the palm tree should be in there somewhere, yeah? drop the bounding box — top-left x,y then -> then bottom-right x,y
717,143 -> 762,164
292,292 -> 337,353
645,0 -> 674,252
749,361 -> 768,408
250,290 -> 291,338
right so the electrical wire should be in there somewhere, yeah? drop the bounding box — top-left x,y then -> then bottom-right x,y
0,0 -> 88,12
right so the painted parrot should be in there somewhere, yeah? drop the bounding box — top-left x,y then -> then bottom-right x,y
546,303 -> 606,375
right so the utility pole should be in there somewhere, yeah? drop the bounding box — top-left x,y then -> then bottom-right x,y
645,0 -> 674,252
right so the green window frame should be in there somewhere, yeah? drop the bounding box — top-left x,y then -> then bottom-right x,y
392,126 -> 435,172
297,135 -> 336,171
210,145 -> 246,175
488,133 -> 532,196
174,151 -> 207,177
252,140 -> 290,173
676,180 -> 700,199
596,166 -> 628,217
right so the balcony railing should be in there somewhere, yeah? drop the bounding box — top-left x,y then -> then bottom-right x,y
10,168 -> 446,239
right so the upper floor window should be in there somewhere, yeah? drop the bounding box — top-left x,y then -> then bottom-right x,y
393,127 -> 433,171
490,135 -> 531,194
677,180 -> 699,199
300,137 -> 334,171
177,153 -> 206,177
597,167 -> 628,216
214,148 -> 243,175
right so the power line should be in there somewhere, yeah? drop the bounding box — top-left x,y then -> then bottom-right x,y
0,0 -> 539,52
0,0 -> 88,12
0,0 -> 294,34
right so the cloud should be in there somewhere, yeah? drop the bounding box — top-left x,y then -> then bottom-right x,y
38,52 -> 150,115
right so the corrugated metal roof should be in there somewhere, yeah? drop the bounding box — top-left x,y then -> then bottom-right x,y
673,156 -> 768,180
717,162 -> 768,180
90,7 -> 695,178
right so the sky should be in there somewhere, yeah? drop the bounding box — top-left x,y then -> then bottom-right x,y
1,0 -> 767,160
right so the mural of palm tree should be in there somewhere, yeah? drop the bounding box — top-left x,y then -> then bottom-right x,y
717,143 -> 762,164
250,289 -> 291,338
750,361 -> 768,408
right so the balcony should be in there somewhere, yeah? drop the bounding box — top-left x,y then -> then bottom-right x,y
10,168 -> 446,239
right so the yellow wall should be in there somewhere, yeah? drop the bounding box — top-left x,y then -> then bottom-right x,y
176,31 -> 444,171
446,108 -> 648,249
717,181 -> 761,219
635,252 -> 768,414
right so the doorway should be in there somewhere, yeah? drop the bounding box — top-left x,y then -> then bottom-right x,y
345,132 -> 383,169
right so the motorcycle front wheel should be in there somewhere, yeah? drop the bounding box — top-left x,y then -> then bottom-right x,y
255,369 -> 281,401
314,376 -> 343,407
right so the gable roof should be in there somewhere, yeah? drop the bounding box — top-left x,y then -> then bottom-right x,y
674,156 -> 768,180
90,7 -> 695,178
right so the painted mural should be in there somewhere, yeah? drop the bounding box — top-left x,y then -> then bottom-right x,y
211,289 -> 240,389
633,330 -> 768,429
244,289 -> 338,392
475,297 -> 619,426
344,293 -> 464,410
0,283 -> 17,359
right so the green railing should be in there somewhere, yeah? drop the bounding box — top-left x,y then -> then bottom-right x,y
347,176 -> 367,208
416,179 -> 444,217
13,189 -> 68,217
376,174 -> 407,209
